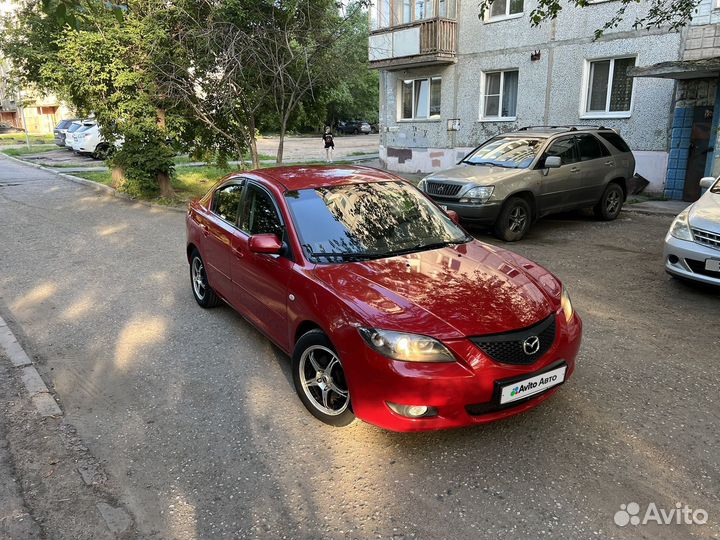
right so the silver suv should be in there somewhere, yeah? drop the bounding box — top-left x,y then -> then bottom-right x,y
418,126 -> 635,241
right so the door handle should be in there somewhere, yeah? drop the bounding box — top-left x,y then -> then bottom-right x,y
604,161 -> 614,166
570,167 -> 580,173
231,247 -> 244,259
200,224 -> 209,237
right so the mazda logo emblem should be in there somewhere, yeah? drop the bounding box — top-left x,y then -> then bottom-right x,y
522,336 -> 540,355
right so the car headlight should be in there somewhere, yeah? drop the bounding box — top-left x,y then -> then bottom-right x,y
560,288 -> 574,323
417,178 -> 429,192
669,209 -> 693,241
358,328 -> 455,363
460,185 -> 494,204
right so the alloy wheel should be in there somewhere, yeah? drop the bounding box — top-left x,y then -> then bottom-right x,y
299,345 -> 349,416
509,206 -> 528,233
606,190 -> 621,215
191,257 -> 207,300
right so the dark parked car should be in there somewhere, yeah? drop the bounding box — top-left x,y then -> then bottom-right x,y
53,118 -> 80,146
186,165 -> 581,431
336,120 -> 372,135
418,126 -> 636,241
0,122 -> 23,134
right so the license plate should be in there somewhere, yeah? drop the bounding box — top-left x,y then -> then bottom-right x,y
499,365 -> 567,405
705,259 -> 720,272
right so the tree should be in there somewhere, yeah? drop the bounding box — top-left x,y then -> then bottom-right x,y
478,0 -> 701,38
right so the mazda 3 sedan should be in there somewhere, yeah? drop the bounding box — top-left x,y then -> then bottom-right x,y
186,166 -> 582,431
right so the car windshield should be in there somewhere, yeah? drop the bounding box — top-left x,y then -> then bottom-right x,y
462,137 -> 542,169
285,181 -> 470,263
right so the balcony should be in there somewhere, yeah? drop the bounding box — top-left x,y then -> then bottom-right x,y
368,0 -> 457,70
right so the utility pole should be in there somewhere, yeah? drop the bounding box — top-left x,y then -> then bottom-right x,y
16,88 -> 30,150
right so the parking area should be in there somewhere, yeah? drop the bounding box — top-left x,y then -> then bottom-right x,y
0,157 -> 718,539
14,134 -> 381,169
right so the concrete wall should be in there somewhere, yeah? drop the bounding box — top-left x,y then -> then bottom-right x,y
378,0 -> 684,191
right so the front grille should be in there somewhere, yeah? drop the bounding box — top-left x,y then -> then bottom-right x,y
470,314 -> 556,365
426,181 -> 462,197
685,258 -> 720,278
692,228 -> 720,251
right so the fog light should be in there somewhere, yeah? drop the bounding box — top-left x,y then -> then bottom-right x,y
668,254 -> 679,264
387,402 -> 438,418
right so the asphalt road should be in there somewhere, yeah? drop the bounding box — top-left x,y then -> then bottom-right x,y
0,156 -> 718,540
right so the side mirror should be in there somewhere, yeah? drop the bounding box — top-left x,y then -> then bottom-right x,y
446,209 -> 460,225
544,156 -> 562,169
249,233 -> 283,254
699,177 -> 716,190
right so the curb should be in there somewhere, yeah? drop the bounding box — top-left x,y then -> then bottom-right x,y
1,153 -> 186,214
0,315 -> 61,417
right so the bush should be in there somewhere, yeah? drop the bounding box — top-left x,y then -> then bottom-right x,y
109,126 -> 175,197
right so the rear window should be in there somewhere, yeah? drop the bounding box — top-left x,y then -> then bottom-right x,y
56,120 -> 71,130
598,132 -> 631,153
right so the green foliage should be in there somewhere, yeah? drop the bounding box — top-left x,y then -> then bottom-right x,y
110,125 -> 175,197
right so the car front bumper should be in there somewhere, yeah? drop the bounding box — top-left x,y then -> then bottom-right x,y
340,310 -> 582,432
664,233 -> 720,286
430,198 -> 502,224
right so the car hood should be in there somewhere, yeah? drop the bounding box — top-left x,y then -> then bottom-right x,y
425,163 -> 523,185
312,241 -> 560,340
689,189 -> 720,232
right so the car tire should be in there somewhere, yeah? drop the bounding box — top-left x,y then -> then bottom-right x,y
493,197 -> 532,242
189,249 -> 221,308
292,329 -> 354,427
594,183 -> 624,221
92,143 -> 111,160
353,129 -> 359,135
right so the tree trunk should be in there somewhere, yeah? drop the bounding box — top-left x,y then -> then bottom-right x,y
157,172 -> 175,198
111,166 -> 126,189
248,115 -> 259,169
276,125 -> 285,165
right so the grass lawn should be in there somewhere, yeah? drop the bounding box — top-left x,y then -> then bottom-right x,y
173,153 -> 276,164
1,145 -> 58,156
72,161 -> 354,205
0,133 -> 55,146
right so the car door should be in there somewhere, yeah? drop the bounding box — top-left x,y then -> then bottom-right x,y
229,182 -> 292,350
537,136 -> 580,213
201,181 -> 245,299
573,133 -> 613,206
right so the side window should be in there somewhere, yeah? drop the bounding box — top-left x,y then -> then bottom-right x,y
544,137 -> 578,165
240,185 -> 284,237
576,134 -> 609,161
213,182 -> 244,224
598,131 -> 631,153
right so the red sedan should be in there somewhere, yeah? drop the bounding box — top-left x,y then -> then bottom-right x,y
186,166 -> 582,431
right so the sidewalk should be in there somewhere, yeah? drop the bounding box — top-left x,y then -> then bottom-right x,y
623,199 -> 689,216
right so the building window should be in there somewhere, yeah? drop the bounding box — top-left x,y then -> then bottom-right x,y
371,0 -> 457,29
400,77 -> 441,120
584,57 -> 636,116
415,0 -> 434,20
480,70 -> 518,120
486,0 -> 523,20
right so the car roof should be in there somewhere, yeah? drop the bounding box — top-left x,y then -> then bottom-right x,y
249,165 -> 402,192
511,125 -> 617,138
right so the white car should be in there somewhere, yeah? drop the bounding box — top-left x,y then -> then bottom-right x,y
664,176 -> 720,285
67,120 -> 95,150
74,123 -> 123,159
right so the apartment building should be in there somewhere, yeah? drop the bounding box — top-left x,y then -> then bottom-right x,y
369,0 -> 683,194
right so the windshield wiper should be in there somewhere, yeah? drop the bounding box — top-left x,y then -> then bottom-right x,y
462,160 -> 514,168
381,237 -> 471,258
307,251 -> 384,262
